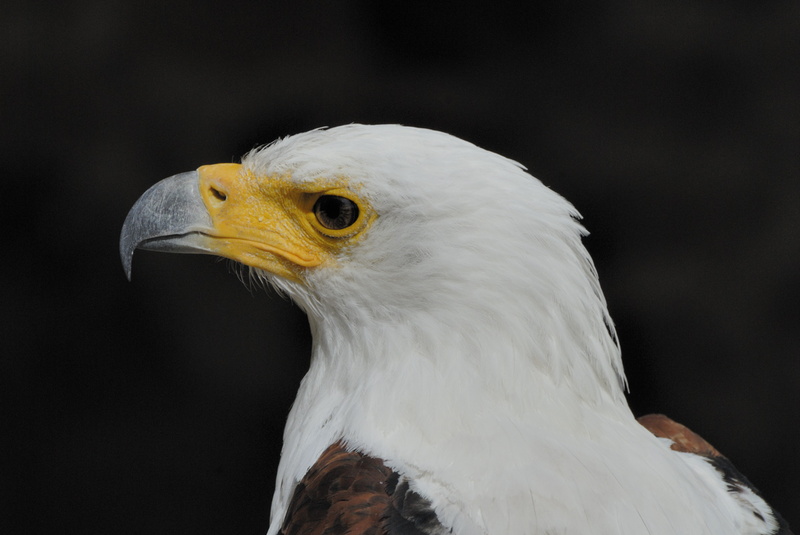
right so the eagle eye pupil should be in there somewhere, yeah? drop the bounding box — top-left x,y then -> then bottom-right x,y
314,195 -> 359,231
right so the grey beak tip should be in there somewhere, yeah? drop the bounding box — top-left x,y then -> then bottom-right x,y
120,216 -> 138,281
122,256 -> 133,281
119,170 -> 211,280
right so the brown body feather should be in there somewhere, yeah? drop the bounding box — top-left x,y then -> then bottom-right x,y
280,442 -> 444,535
637,413 -> 722,457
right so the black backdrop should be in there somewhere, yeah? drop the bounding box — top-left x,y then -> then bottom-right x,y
4,1 -> 798,533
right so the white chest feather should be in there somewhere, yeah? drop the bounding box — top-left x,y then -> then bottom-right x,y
267,330 -> 762,535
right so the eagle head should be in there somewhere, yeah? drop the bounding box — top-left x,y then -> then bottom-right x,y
122,124 -> 624,407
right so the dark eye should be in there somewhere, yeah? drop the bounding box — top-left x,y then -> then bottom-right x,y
313,195 -> 359,231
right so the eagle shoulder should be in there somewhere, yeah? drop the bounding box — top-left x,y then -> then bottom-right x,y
638,414 -> 792,535
280,442 -> 448,535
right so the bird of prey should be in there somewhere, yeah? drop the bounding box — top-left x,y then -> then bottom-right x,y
121,124 -> 791,535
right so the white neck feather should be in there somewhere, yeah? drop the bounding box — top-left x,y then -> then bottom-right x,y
268,310 -> 750,535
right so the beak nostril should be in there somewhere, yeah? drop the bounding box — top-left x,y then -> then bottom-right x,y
210,186 -> 227,202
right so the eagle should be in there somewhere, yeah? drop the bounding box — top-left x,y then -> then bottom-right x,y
121,124 -> 791,535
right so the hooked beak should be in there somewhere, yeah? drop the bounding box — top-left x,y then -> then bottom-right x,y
119,171 -> 214,280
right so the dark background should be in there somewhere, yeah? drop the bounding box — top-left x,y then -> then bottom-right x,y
3,1 -> 798,533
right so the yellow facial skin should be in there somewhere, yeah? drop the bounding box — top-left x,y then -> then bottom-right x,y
195,163 -> 374,282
